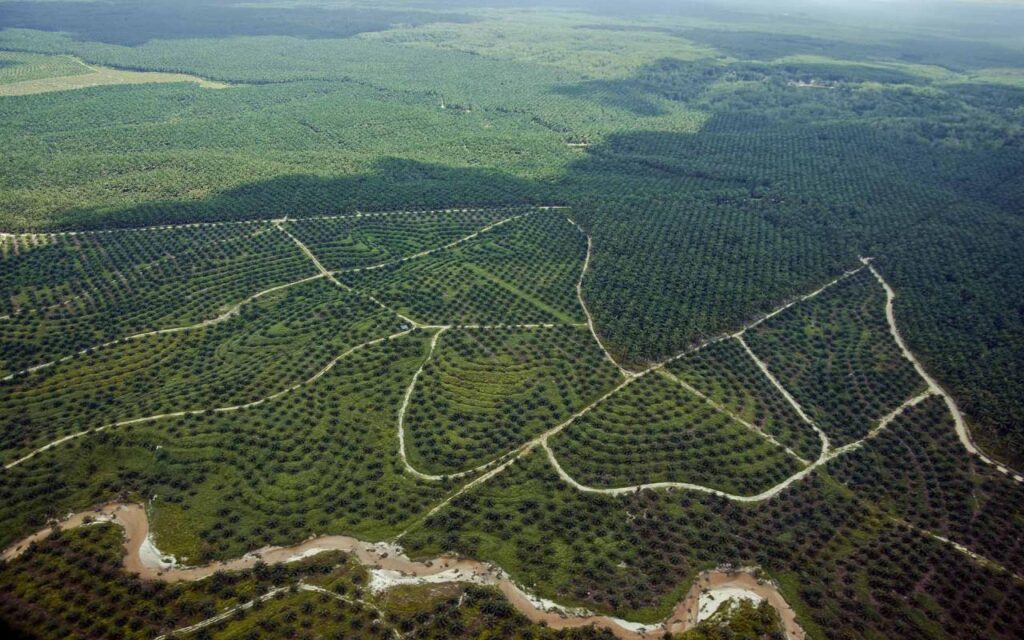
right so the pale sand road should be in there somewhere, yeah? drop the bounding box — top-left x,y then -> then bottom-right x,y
1,273 -> 326,382
3,248 -> 1013,639
10,250 -> 981,511
5,221 -> 1014,636
4,328 -> 413,470
0,206 -> 535,238
863,258 -> 1024,482
538,367 -> 936,502
3,210 -> 573,470
736,334 -> 831,458
330,211 -> 535,275
395,327 -> 477,482
3,208 -> 540,382
3,503 -> 806,640
658,367 -> 810,465
566,218 -> 633,377
275,214 -> 535,329
4,209 -> 535,399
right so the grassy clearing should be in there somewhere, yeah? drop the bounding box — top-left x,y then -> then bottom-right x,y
0,62 -> 229,97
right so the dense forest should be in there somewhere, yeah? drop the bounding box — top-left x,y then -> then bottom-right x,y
2,0 -> 1019,465
1,1 -> 1023,639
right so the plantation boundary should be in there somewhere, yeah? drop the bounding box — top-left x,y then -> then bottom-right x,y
4,207 -> 1020,600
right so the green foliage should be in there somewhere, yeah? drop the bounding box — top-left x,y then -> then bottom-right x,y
877,212 -> 1024,467
0,51 -> 89,84
0,1 -> 471,47
680,599 -> 785,640
667,338 -> 821,461
1,10 -> 1020,467
0,223 -> 313,374
0,332 -> 446,556
744,269 -> 924,446
0,277 -> 401,460
1,4 -> 1024,638
830,396 -> 1024,577
402,448 -> 1024,638
283,208 -> 515,272
0,523 -> 617,640
405,325 -> 622,475
549,370 -> 804,495
0,524 -> 367,639
340,212 -> 586,326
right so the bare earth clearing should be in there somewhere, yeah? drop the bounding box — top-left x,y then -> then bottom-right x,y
2,503 -> 805,640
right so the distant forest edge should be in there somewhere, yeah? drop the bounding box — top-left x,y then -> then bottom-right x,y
0,1 -> 475,46
0,2 -> 1022,470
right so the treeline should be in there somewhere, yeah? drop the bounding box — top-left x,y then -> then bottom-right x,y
1,18 -> 1021,464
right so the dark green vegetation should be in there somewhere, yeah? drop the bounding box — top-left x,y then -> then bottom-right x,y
0,1 -> 471,46
0,524 -> 616,640
549,370 -> 804,494
339,213 -> 586,325
680,599 -> 784,640
830,396 -> 1024,577
283,208 -> 514,272
0,199 -> 974,639
1,1 -> 1024,639
0,331 -> 446,558
0,223 -> 313,375
0,277 -> 402,460
405,448 -> 1024,639
0,525 -> 367,639
667,338 -> 821,461
0,51 -> 89,83
1,0 -> 1019,466
405,326 -> 622,476
744,269 -> 925,447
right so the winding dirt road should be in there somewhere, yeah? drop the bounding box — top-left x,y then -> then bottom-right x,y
0,206 -> 529,239
863,259 -> 1023,483
658,368 -> 809,465
2,503 -> 806,640
566,218 -> 632,377
4,328 -> 413,470
1,273 -> 327,383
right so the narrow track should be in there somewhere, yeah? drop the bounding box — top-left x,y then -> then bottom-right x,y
0,205 -> 562,237
566,218 -> 632,377
2,503 -> 805,640
1,273 -> 326,382
863,258 -> 1024,483
3,209 -> 542,383
658,368 -> 810,465
4,329 -> 413,470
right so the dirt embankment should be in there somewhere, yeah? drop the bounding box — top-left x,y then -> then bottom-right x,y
3,503 -> 806,640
